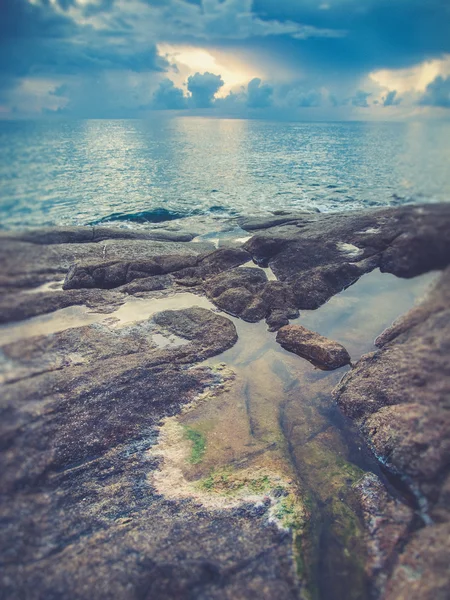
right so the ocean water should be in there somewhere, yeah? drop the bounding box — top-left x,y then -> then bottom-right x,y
1,118 -> 450,231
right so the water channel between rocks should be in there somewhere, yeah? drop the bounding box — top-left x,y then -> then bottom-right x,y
0,267 -> 437,600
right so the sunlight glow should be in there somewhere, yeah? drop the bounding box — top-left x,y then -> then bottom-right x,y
370,55 -> 450,93
158,44 -> 265,96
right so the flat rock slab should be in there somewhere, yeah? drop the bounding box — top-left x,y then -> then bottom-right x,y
0,234 -> 214,293
237,210 -> 317,231
276,324 -> 351,369
0,225 -> 197,244
0,308 -> 300,599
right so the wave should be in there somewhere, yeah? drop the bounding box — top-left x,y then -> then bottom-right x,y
90,207 -> 197,225
90,205 -> 240,226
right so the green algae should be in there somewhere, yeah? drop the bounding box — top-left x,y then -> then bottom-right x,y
274,494 -> 304,530
197,466 -> 274,496
184,426 -> 206,465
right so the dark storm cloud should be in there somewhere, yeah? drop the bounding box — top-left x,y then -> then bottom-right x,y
247,78 -> 273,108
0,0 -> 71,83
151,78 -> 187,109
419,76 -> 450,108
251,0 -> 450,74
187,72 -> 224,107
0,0 -> 165,94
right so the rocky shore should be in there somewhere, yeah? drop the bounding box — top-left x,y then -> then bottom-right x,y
1,203 -> 449,599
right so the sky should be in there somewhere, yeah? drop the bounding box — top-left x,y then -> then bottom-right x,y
0,0 -> 449,119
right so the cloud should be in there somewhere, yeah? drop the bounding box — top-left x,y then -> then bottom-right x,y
383,90 -> 401,106
351,90 -> 371,107
419,75 -> 450,108
284,87 -> 322,108
0,1 -> 166,90
151,78 -> 187,109
187,71 -> 224,107
247,78 -> 273,108
134,0 -> 343,42
251,0 -> 450,74
1,0 -> 449,118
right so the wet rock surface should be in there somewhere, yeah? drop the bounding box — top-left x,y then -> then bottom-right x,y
3,204 -> 450,331
334,266 -> 450,598
0,225 -> 198,245
352,473 -> 414,597
276,325 -> 351,370
0,307 -> 302,599
384,522 -> 450,600
0,227 -> 213,293
243,203 -> 450,308
0,204 -> 449,600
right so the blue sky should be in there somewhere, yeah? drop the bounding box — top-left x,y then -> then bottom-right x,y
1,0 -> 449,119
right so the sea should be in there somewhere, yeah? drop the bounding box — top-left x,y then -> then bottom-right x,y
1,118 -> 450,233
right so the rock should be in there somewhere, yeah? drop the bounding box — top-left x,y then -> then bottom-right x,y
237,211 -> 316,231
240,296 -> 268,322
0,226 -> 197,245
334,269 -> 450,506
243,204 -> 450,311
266,310 -> 290,332
153,306 -> 238,348
259,281 -> 297,313
363,404 -> 450,483
120,274 -> 174,294
384,523 -> 450,600
0,288 -> 124,324
204,266 -> 268,298
434,473 -> 450,523
291,261 -> 373,309
353,473 -> 413,597
197,247 -> 251,275
4,204 -> 450,331
204,269 -> 301,326
276,324 -> 351,369
379,226 -> 450,278
63,255 -> 198,290
334,267 -> 450,598
1,206 -> 450,598
0,233 -> 213,293
213,287 -> 255,316
204,267 -> 269,321
0,309 -> 302,599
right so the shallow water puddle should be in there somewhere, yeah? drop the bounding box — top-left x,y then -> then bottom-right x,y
0,292 -> 216,346
0,305 -> 107,346
297,268 -> 437,360
150,268 -> 437,600
22,279 -> 65,294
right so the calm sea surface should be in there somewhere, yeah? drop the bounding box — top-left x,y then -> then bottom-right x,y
1,118 -> 450,231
